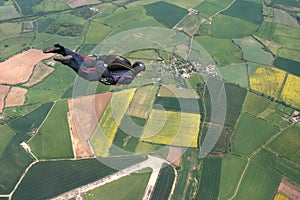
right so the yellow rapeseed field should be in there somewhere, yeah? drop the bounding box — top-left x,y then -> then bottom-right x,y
250,66 -> 286,98
273,193 -> 289,200
142,109 -> 200,147
91,88 -> 136,156
281,74 -> 300,109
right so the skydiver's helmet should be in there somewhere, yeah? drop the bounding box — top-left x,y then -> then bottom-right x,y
132,61 -> 146,75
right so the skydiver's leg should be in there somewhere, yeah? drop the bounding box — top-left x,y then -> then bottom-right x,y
43,44 -> 85,72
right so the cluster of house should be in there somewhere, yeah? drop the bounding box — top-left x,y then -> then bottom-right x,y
188,8 -> 199,15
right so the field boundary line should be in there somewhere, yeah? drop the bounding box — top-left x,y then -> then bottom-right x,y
277,72 -> 289,100
9,160 -> 39,199
168,166 -> 178,200
211,0 -> 237,18
229,158 -> 250,200
249,125 -> 290,158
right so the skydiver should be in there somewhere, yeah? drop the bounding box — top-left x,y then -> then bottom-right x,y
43,44 -> 146,86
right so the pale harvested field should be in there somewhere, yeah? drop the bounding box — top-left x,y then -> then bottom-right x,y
166,146 -> 183,167
0,85 -> 10,113
68,104 -> 92,158
23,62 -> 54,87
68,92 -> 112,151
278,180 -> 300,200
5,87 -> 27,107
60,0 -> 100,8
0,49 -> 53,84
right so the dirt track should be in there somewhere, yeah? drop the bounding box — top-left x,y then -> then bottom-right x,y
0,49 -> 53,84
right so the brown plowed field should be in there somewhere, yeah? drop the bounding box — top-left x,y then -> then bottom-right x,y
68,92 -> 113,156
0,85 -> 10,113
166,146 -> 183,167
5,87 -> 27,107
23,62 -> 54,87
0,49 -> 53,84
278,180 -> 300,200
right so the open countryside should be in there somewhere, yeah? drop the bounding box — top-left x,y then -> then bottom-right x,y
0,0 -> 300,199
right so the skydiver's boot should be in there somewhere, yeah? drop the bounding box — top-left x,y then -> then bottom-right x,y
43,44 -> 64,54
53,55 -> 72,63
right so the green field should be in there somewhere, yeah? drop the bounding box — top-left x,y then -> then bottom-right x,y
233,37 -> 273,65
278,48 -> 300,63
219,63 -> 249,87
274,8 -> 299,28
142,109 -> 200,148
91,89 -> 136,156
32,0 -> 69,13
9,102 -> 54,134
158,85 -> 199,99
194,0 -> 233,18
0,5 -> 21,20
221,0 -> 262,24
231,112 -> 279,156
218,155 -> 248,200
144,1 -> 187,28
253,148 -> 300,184
0,134 -> 33,194
272,0 -> 300,8
201,125 -> 232,154
235,162 -> 281,200
37,18 -> 55,33
0,125 -> 15,158
272,25 -> 300,60
85,21 -> 112,44
242,92 -> 291,129
15,0 -> 40,15
268,124 -> 300,165
243,92 -> 272,116
0,22 -> 21,37
154,97 -> 202,114
0,33 -> 34,60
3,104 -> 40,121
29,101 -> 73,159
102,6 -> 145,28
109,115 -> 146,155
127,84 -> 159,118
151,165 -> 175,200
172,149 -> 201,200
212,14 -> 259,38
255,21 -> 276,40
195,158 -> 222,199
273,57 -> 300,76
194,36 -> 242,66
224,83 -> 247,128
12,159 -> 118,200
85,172 -> 151,200
25,65 -> 76,104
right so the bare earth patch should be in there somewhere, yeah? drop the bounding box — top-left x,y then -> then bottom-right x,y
166,146 -> 183,167
68,106 -> 92,158
5,87 -> 27,107
68,92 -> 113,156
23,62 -> 54,87
0,49 -> 53,84
278,180 -> 300,200
60,0 -> 100,8
0,85 -> 10,113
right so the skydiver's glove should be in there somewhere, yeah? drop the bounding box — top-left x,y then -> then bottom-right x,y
99,77 -> 114,85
